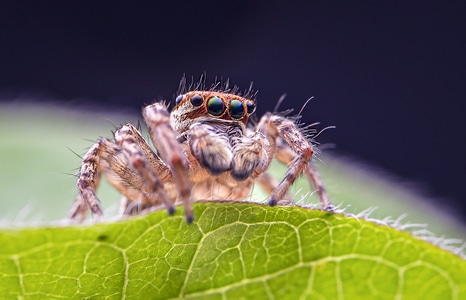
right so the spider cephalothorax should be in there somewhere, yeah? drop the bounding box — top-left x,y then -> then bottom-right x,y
69,80 -> 333,223
171,91 -> 256,131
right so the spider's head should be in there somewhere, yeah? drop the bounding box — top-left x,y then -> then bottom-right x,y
171,91 -> 256,132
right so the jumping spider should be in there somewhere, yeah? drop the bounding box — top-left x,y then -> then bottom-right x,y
69,81 -> 333,223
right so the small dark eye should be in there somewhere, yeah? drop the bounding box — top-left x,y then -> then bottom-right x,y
190,94 -> 204,107
207,96 -> 225,116
246,100 -> 256,114
229,99 -> 245,119
175,95 -> 183,105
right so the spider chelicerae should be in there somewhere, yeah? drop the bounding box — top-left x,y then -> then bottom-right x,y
69,79 -> 333,223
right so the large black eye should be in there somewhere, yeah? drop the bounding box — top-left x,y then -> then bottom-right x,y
207,96 -> 225,116
229,99 -> 245,119
190,94 -> 203,107
175,94 -> 183,105
246,100 -> 256,114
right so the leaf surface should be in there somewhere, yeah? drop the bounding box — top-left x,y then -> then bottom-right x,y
1,201 -> 465,299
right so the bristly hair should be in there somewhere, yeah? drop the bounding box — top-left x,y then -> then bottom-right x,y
269,94 -> 330,146
176,74 -> 258,101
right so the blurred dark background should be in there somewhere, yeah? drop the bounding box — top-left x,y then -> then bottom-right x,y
1,1 -> 465,221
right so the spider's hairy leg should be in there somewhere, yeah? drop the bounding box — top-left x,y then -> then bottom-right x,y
257,113 -> 331,208
143,103 -> 194,223
69,140 -> 108,221
188,122 -> 233,175
69,134 -> 167,221
114,124 -> 175,215
127,124 -> 173,184
305,163 -> 333,210
69,194 -> 89,222
275,139 -> 333,210
255,172 -> 293,202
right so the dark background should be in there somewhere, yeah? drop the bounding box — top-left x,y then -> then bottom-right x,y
1,1 -> 465,221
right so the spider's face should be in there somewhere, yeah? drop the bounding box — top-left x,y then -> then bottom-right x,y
170,91 -> 256,133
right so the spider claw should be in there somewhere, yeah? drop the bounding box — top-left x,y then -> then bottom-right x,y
268,198 -> 278,206
167,206 -> 176,216
185,214 -> 194,224
323,205 -> 335,212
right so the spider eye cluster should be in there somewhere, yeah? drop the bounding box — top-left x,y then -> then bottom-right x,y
175,92 -> 256,120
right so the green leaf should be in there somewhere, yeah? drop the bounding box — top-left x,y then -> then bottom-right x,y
1,201 -> 465,299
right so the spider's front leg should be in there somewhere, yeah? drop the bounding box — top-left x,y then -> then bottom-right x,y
68,138 -> 119,221
143,103 -> 194,223
114,124 -> 175,215
275,138 -> 333,210
69,124 -> 177,222
257,113 -> 333,210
